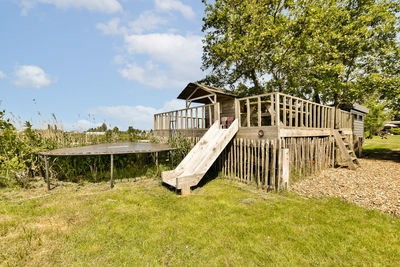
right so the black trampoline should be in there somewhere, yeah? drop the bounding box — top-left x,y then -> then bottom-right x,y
38,142 -> 176,190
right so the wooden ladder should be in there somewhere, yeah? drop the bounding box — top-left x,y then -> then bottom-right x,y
333,130 -> 360,170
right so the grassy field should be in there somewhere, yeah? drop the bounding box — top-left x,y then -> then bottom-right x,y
1,178 -> 399,266
363,135 -> 400,154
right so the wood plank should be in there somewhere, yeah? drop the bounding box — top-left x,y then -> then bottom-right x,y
265,140 -> 270,190
289,97 -> 293,127
295,99 -> 299,127
270,140 -> 276,191
246,99 -> 251,127
283,96 -> 287,126
258,97 -> 262,127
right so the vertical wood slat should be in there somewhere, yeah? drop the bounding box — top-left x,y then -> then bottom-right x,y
258,97 -> 262,127
261,140 -> 265,189
240,138 -> 243,183
257,140 -> 261,188
283,96 -> 287,126
246,99 -> 251,128
295,99 -> 299,127
247,139 -> 250,183
270,140 -> 276,190
289,97 -> 293,127
275,93 -> 280,127
300,101 -> 304,127
271,94 -> 275,126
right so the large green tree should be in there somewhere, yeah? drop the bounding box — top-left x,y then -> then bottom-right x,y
201,0 -> 400,107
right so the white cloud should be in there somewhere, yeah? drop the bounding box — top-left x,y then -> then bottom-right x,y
119,33 -> 203,88
0,71 -> 6,79
128,11 -> 168,34
21,0 -> 122,15
91,99 -> 185,129
155,0 -> 195,19
97,12 -> 167,36
97,18 -> 127,35
13,65 -> 52,88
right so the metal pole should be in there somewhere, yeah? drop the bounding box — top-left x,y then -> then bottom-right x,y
45,156 -> 50,191
110,154 -> 114,189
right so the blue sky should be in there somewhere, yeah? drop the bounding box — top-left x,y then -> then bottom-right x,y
0,0 -> 206,130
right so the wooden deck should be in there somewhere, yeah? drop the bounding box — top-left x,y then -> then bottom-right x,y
154,92 -> 353,140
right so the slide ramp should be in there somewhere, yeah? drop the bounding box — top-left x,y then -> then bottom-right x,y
162,119 -> 238,194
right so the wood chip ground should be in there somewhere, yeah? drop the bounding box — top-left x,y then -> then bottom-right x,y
292,158 -> 400,216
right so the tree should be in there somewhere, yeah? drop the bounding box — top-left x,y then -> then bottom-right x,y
201,0 -> 400,106
364,97 -> 388,137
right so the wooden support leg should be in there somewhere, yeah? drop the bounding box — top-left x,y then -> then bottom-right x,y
155,152 -> 159,177
110,154 -> 114,189
45,156 -> 50,191
180,184 -> 191,196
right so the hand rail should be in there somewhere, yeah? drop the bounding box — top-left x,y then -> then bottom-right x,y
154,103 -> 220,131
235,92 -> 334,129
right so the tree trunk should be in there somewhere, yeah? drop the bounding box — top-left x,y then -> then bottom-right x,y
250,69 -> 262,89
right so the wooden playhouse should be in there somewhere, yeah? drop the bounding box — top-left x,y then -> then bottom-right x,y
154,83 -> 368,194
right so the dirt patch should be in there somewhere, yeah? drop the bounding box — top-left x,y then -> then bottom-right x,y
292,158 -> 400,216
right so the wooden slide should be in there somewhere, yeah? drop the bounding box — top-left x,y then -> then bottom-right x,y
162,119 -> 239,194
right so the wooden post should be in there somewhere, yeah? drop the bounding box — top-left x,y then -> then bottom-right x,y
258,97 -> 262,127
246,99 -> 250,127
275,93 -> 280,126
283,96 -> 287,126
45,156 -> 50,191
235,99 -> 240,126
155,152 -> 159,176
110,154 -> 114,189
281,148 -> 289,190
295,99 -> 298,127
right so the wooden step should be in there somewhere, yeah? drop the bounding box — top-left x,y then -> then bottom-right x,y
333,130 -> 357,170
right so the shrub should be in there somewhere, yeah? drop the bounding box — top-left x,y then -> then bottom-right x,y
391,128 -> 400,135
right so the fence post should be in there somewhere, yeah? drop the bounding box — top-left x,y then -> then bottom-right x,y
281,148 -> 290,190
275,93 -> 280,126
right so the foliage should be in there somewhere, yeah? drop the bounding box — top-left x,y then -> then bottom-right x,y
201,0 -> 400,107
1,179 -> 399,266
168,133 -> 194,166
0,107 -> 155,187
364,98 -> 388,138
88,122 -> 107,132
391,128 -> 400,135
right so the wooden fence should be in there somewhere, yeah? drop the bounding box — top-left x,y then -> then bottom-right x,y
281,137 -> 335,178
235,92 -> 335,129
154,103 -> 220,131
212,136 -> 335,190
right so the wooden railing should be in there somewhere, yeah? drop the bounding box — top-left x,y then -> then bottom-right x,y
154,103 -> 220,131
235,92 -> 335,129
154,92 -> 353,132
335,109 -> 352,129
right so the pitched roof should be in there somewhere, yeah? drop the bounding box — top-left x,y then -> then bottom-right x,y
177,82 -> 237,103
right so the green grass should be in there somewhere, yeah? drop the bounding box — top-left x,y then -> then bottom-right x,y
363,135 -> 400,155
1,179 -> 399,266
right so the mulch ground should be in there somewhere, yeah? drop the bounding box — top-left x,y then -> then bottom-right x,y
292,156 -> 400,217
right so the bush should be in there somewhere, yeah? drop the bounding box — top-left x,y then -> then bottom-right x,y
0,107 -> 157,187
391,128 -> 400,135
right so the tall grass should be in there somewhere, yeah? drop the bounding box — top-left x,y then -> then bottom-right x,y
0,107 -> 160,188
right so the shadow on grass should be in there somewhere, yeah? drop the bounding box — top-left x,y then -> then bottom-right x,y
362,148 -> 400,163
